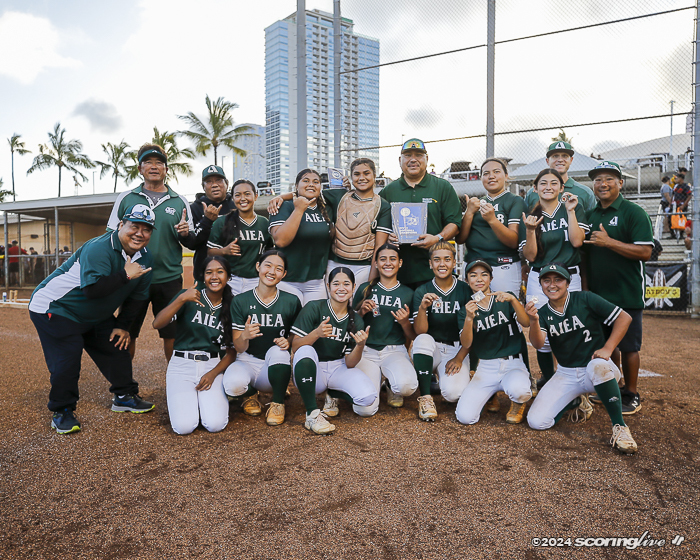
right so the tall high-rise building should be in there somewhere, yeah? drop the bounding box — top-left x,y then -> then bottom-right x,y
232,123 -> 267,186
265,9 -> 379,191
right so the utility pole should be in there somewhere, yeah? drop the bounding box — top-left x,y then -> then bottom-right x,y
486,0 -> 496,158
670,100 -> 675,166
333,0 -> 342,168
691,1 -> 700,317
296,0 -> 308,170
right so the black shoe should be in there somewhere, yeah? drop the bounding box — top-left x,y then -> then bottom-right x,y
51,408 -> 81,434
621,390 -> 642,415
536,377 -> 548,392
111,394 -> 155,413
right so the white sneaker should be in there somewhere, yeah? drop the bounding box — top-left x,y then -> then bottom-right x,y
417,395 -> 437,421
567,395 -> 593,423
322,393 -> 339,417
611,424 -> 638,454
305,409 -> 336,435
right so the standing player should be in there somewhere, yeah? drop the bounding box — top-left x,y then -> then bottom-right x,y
153,256 -> 234,435
526,265 -> 637,454
456,260 -> 531,424
353,243 -> 417,409
269,169 -> 333,304
29,205 -> 155,434
520,168 -> 588,388
524,142 -> 596,212
411,241 -> 472,421
207,179 -> 272,296
223,250 -> 302,426
291,267 -> 378,434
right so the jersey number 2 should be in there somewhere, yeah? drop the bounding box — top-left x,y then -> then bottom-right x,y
583,329 -> 592,342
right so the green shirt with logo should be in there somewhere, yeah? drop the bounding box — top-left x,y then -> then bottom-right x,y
29,231 -> 152,324
412,278 -> 472,344
207,214 -> 272,278
464,190 -> 526,266
269,200 -> 332,282
230,288 -> 302,360
107,183 -> 193,284
525,177 -> 596,212
518,202 -> 589,269
353,281 -> 414,350
170,286 -> 226,356
380,174 -> 462,284
291,299 -> 365,362
585,195 -> 654,310
538,290 -> 622,368
457,293 -> 525,360
322,188 -> 393,266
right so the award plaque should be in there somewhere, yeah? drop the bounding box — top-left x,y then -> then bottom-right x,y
391,202 -> 428,244
327,167 -> 346,189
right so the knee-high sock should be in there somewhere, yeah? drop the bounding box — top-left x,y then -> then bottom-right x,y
594,379 -> 626,427
521,337 -> 531,374
554,397 -> 581,424
413,353 -> 433,396
241,385 -> 257,398
537,351 -> 555,383
294,358 -> 318,414
469,353 -> 479,372
268,364 -> 291,404
327,389 -> 353,403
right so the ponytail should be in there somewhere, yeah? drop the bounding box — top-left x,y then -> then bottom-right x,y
221,210 -> 241,246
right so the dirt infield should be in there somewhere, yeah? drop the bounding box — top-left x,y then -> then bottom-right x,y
1,308 -> 699,559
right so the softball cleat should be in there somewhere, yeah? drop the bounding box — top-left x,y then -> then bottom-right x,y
417,395 -> 437,421
241,393 -> 262,416
611,424 -> 638,455
322,393 -> 340,417
567,395 -> 593,423
506,401 -> 527,424
485,393 -> 500,413
265,402 -> 285,426
304,409 -> 336,435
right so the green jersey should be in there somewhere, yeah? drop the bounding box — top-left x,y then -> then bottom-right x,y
538,291 -> 622,368
353,281 -> 414,350
585,195 -> 654,310
107,183 -> 193,284
380,173 -> 462,285
29,231 -> 152,324
457,293 -> 525,360
207,214 -> 272,279
322,188 -> 393,265
412,278 -> 472,344
291,299 -> 365,362
170,287 -> 226,356
230,288 -> 302,360
525,177 -> 596,212
269,200 -> 332,282
464,190 -> 526,266
518,202 -> 589,268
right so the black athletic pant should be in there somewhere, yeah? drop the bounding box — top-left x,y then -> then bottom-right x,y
30,311 -> 139,412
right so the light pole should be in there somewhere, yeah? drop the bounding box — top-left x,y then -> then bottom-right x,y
221,155 -> 226,174
92,171 -> 95,195
670,100 -> 675,168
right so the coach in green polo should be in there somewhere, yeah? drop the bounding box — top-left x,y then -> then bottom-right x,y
380,138 -> 461,288
524,141 -> 596,212
584,160 -> 654,416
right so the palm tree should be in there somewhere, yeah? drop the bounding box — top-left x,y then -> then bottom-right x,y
152,127 -> 195,184
0,178 -> 12,203
177,95 -> 254,165
27,123 -> 94,197
551,129 -> 573,144
8,134 -> 31,201
95,141 -> 131,192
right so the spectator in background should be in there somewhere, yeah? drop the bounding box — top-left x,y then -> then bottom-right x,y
7,240 -> 27,285
684,219 -> 693,251
660,176 -> 673,236
673,173 -> 692,213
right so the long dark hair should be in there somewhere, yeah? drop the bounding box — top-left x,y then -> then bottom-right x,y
529,168 -> 565,261
221,179 -> 257,245
257,248 -> 288,271
328,266 -> 357,334
350,158 -> 377,175
359,242 -> 401,305
295,168 -> 333,234
200,255 -> 233,348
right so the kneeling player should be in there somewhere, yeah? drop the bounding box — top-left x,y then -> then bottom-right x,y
526,264 -> 637,454
456,260 -> 532,425
291,267 -> 378,434
223,250 -> 302,426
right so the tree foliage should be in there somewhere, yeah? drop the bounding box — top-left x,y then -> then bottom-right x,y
8,133 -> 31,201
95,141 -> 131,192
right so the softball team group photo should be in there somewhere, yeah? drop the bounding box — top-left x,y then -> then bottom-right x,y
29,137 -> 655,457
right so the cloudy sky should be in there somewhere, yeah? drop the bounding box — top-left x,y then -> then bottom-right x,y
0,0 -> 693,202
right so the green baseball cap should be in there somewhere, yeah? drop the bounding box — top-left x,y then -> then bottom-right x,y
138,148 -> 167,165
588,160 -> 622,180
546,141 -> 574,157
123,204 -> 157,229
401,138 -> 427,154
202,164 -> 226,181
539,263 -> 570,281
464,259 -> 493,275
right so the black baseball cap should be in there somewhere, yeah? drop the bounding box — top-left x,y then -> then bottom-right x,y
202,165 -> 227,181
138,149 -> 167,165
464,260 -> 493,275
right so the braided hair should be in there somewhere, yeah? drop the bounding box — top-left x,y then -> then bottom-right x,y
221,179 -> 256,245
359,242 -> 401,305
295,168 -> 334,237
328,266 -> 357,334
529,168 -> 565,262
200,255 -> 233,348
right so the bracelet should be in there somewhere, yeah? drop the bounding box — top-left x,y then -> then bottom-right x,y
125,271 -> 131,281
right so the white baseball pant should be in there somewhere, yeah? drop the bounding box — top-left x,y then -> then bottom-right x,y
278,278 -> 327,305
489,261 -> 522,294
223,345 -> 291,396
356,345 -> 418,398
411,333 -> 470,402
227,275 -> 259,296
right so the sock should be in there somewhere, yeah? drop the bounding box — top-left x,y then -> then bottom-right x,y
594,379 -> 626,427
413,353 -> 434,396
268,364 -> 291,404
469,353 -> 479,372
241,385 -> 257,398
294,358 -> 318,414
521,337 -> 531,373
537,351 -> 555,383
328,389 -> 353,403
554,397 -> 581,424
